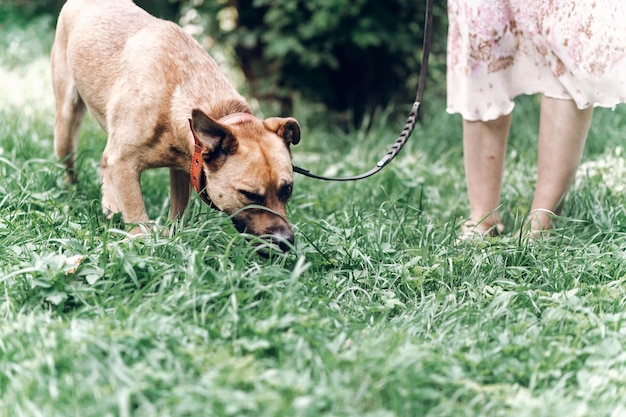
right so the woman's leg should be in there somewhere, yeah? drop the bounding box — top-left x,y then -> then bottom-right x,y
461,113 -> 512,236
527,96 -> 593,232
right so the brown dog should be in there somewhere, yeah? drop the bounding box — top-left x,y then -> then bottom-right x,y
51,0 -> 300,251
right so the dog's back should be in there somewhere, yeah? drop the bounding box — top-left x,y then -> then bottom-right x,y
53,0 -> 242,132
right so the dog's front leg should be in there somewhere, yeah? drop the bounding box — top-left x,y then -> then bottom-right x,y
100,150 -> 149,231
169,168 -> 191,221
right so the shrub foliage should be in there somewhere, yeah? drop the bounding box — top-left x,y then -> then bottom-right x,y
188,0 -> 447,122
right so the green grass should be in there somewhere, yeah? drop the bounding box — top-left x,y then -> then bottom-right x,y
2,17 -> 626,417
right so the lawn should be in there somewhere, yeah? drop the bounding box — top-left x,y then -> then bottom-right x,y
2,15 -> 626,417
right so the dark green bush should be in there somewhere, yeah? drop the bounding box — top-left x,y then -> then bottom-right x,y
0,1 -> 62,21
187,0 -> 447,125
0,0 -> 180,23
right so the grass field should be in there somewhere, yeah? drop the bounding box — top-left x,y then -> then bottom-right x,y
2,16 -> 626,417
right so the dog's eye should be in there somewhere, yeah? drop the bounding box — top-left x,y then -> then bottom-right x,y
240,190 -> 264,205
278,184 -> 293,202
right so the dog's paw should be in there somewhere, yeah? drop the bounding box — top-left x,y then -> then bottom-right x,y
456,220 -> 504,244
102,206 -> 115,219
102,203 -> 123,220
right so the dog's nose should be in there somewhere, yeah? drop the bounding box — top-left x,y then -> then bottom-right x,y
270,229 -> 294,252
264,218 -> 295,252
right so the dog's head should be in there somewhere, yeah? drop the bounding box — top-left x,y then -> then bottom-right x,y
190,108 -> 300,252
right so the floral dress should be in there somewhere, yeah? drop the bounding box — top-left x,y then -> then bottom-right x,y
446,0 -> 626,121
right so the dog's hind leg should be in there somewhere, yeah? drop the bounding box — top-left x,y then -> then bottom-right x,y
51,43 -> 86,184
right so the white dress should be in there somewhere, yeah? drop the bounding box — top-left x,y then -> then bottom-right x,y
446,0 -> 626,121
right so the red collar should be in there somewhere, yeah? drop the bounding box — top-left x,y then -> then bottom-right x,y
189,113 -> 257,209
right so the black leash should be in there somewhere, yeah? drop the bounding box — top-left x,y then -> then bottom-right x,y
292,0 -> 434,181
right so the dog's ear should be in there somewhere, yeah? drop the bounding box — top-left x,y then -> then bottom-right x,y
190,109 -> 238,158
264,117 -> 301,146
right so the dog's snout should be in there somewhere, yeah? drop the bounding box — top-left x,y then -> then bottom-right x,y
269,228 -> 294,252
231,211 -> 294,253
